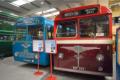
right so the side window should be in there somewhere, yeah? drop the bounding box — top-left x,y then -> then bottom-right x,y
46,25 -> 53,39
79,15 -> 109,38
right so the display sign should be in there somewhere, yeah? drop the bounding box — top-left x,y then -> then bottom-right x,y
16,17 -> 39,26
45,40 -> 57,54
24,18 -> 34,25
33,40 -> 44,52
63,7 -> 98,18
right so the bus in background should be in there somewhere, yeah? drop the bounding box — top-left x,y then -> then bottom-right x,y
54,4 -> 113,76
0,11 -> 19,58
13,16 -> 54,66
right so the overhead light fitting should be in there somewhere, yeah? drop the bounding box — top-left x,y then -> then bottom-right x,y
36,12 -> 42,15
40,1 -> 44,5
10,0 -> 35,7
43,8 -> 57,13
43,11 -> 59,17
36,8 -> 57,15
10,13 -> 19,16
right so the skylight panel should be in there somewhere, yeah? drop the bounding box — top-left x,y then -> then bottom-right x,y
11,0 -> 35,7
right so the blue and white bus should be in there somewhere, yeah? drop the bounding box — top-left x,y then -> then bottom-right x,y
13,16 -> 54,66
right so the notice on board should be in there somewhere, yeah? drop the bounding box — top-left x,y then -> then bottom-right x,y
33,40 -> 44,52
45,40 -> 57,54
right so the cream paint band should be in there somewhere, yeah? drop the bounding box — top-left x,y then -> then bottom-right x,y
57,40 -> 113,44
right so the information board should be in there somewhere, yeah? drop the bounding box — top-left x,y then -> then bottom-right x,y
33,40 -> 44,52
45,40 -> 57,54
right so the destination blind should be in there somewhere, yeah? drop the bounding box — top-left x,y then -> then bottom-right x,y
63,7 -> 98,18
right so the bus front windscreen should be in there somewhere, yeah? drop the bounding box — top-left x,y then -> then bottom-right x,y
56,20 -> 76,37
28,26 -> 43,40
79,15 -> 109,38
15,27 -> 27,41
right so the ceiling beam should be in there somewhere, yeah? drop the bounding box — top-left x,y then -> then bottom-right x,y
21,7 -> 49,16
20,6 -> 30,11
44,0 -> 52,5
44,0 -> 61,11
30,2 -> 40,8
0,5 -> 21,14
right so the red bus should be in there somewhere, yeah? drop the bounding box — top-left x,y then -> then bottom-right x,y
53,4 -> 113,76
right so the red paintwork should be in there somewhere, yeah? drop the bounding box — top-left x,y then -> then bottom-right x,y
54,44 -> 112,74
53,4 -> 113,76
54,4 -> 112,40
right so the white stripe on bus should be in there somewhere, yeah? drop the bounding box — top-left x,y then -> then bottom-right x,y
57,40 -> 113,44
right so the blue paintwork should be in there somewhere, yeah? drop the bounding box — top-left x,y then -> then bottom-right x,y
116,28 -> 120,80
13,16 -> 53,66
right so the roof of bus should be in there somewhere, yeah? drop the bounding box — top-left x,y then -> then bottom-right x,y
55,4 -> 112,21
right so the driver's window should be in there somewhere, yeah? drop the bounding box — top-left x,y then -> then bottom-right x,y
46,25 -> 53,39
79,15 -> 109,38
15,27 -> 27,41
28,26 -> 43,40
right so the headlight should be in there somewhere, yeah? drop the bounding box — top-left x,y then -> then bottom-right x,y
58,53 -> 64,59
15,52 -> 19,56
96,54 -> 104,61
98,66 -> 103,71
35,54 -> 38,59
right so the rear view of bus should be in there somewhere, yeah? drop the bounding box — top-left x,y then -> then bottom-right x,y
54,4 -> 113,76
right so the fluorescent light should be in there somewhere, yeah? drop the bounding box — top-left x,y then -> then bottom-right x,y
36,11 -> 42,15
43,11 -> 59,17
0,10 -> 2,12
35,8 -> 57,15
40,1 -> 44,5
10,13 -> 19,16
43,8 -> 57,13
52,11 -> 59,15
11,0 -> 35,7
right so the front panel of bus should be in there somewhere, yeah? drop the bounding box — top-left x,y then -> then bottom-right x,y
54,14 -> 113,76
13,23 -> 50,66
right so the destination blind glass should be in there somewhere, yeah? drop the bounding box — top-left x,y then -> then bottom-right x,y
63,7 -> 98,18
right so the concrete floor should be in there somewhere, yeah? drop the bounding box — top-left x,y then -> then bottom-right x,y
0,57 -> 113,80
